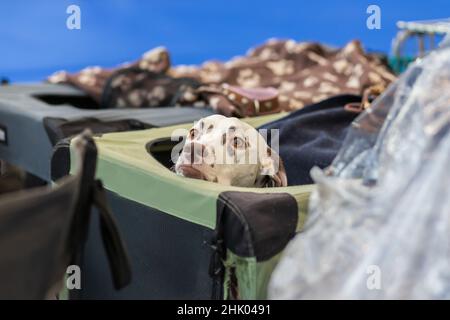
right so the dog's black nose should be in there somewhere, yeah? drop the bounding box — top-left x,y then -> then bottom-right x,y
184,142 -> 206,164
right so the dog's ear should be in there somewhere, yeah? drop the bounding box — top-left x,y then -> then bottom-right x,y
257,147 -> 288,187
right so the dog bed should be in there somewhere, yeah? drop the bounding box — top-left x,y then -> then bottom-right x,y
50,94 -> 360,299
0,83 -> 214,181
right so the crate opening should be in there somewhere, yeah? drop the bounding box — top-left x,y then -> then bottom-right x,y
33,94 -> 101,109
146,137 -> 181,170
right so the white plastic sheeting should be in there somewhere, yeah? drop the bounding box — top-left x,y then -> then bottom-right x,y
269,39 -> 450,299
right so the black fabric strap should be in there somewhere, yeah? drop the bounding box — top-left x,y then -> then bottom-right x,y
92,180 -> 132,290
68,135 -> 131,298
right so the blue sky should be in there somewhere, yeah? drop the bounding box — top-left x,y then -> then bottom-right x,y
1,0 -> 449,82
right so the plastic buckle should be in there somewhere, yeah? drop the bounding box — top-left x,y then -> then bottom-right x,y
344,102 -> 365,113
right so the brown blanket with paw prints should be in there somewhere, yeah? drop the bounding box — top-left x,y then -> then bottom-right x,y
48,39 -> 395,117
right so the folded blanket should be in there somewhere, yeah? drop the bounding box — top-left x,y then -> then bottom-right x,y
48,47 -> 177,107
260,94 -> 361,186
171,40 -> 395,109
48,40 -> 395,115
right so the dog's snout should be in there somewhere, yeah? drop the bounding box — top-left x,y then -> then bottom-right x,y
184,142 -> 206,164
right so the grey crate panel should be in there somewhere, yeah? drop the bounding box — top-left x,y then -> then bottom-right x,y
0,83 -> 213,180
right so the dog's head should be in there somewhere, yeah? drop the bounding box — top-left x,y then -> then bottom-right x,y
174,115 -> 287,188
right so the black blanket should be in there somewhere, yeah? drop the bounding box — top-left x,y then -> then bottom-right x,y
260,94 -> 361,186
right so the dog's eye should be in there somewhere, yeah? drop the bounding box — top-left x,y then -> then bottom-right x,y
189,128 -> 199,139
233,137 -> 245,148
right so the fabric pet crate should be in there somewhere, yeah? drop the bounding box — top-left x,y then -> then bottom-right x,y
51,95 -> 361,299
0,83 -> 214,181
0,131 -> 131,299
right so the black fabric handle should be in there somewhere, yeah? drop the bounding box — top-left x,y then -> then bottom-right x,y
93,180 -> 132,290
